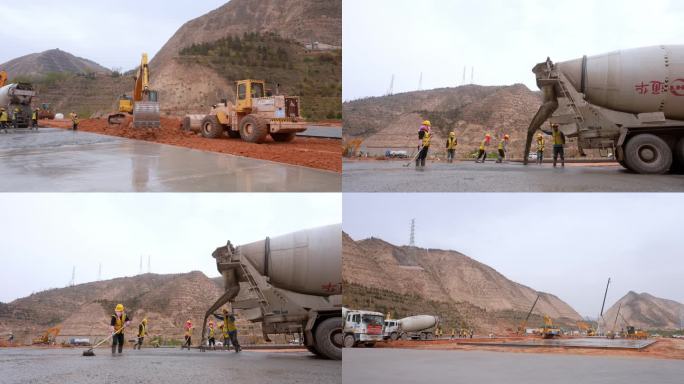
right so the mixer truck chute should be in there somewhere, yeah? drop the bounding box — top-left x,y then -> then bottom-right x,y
524,45 -> 684,174
201,224 -> 342,360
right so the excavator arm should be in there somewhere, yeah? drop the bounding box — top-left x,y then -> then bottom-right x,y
133,53 -> 152,102
0,71 -> 7,87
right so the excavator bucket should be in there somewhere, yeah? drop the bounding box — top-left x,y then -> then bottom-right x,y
133,101 -> 160,128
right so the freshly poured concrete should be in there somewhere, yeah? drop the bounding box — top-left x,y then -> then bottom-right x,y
460,338 -> 656,349
343,348 -> 684,384
0,129 -> 340,192
0,348 -> 340,384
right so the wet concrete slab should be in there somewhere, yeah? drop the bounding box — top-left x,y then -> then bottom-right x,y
460,338 -> 657,350
0,129 -> 340,192
343,160 -> 684,192
299,126 -> 342,139
343,348 -> 684,384
0,348 -> 340,384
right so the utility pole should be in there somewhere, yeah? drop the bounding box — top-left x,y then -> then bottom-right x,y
409,219 -> 415,246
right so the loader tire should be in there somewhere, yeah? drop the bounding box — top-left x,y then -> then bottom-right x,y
201,115 -> 224,139
315,317 -> 342,360
623,134 -> 672,174
271,132 -> 297,142
239,114 -> 269,143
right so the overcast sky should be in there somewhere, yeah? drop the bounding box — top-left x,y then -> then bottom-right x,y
343,0 -> 684,101
0,0 -> 228,71
344,193 -> 683,318
0,193 -> 341,303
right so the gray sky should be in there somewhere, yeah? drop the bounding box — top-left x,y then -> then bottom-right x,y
343,0 -> 684,101
0,0 -> 229,71
343,193 -> 683,318
0,193 -> 341,303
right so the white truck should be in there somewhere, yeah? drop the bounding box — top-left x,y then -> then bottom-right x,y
383,315 -> 439,341
343,308 -> 385,348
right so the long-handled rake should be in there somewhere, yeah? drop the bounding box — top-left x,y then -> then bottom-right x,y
82,326 -> 126,357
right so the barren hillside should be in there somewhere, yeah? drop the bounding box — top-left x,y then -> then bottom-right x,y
342,85 -> 590,158
0,272 -> 265,344
603,291 -> 684,330
343,232 -> 582,332
0,49 -> 111,78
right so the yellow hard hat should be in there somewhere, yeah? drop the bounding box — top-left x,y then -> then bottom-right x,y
142,318 -> 148,324
115,304 -> 124,312
449,132 -> 455,137
485,133 -> 491,138
537,133 -> 543,138
504,134 -> 510,140
422,120 -> 431,126
551,123 -> 559,128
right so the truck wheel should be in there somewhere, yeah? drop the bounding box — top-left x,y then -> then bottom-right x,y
420,333 -> 427,340
401,333 -> 409,340
426,332 -> 434,340
390,332 -> 398,341
239,115 -> 269,143
343,334 -> 355,348
227,130 -> 241,139
181,116 -> 192,132
271,132 -> 297,142
624,134 -> 672,174
200,115 -> 224,139
314,317 -> 342,360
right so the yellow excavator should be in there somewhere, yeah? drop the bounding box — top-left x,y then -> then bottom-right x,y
577,321 -> 596,336
108,53 -> 160,128
540,315 -> 561,339
32,326 -> 61,345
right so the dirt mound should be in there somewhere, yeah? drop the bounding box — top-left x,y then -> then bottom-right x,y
41,118 -> 341,172
604,291 -> 684,330
0,49 -> 111,79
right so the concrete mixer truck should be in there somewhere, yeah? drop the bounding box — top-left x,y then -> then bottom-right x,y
342,308 -> 385,347
383,315 -> 440,341
523,45 -> 684,174
201,224 -> 342,360
0,82 -> 36,129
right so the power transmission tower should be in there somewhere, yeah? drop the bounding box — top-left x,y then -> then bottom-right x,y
387,74 -> 394,96
409,219 -> 416,246
147,255 -> 151,274
471,67 -> 474,84
98,263 -> 102,281
462,66 -> 466,86
139,256 -> 143,275
70,266 -> 75,287
418,72 -> 423,91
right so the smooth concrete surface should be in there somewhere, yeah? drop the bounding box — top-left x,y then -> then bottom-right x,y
0,129 -> 340,192
343,161 -> 684,192
343,348 -> 684,384
0,348 -> 340,384
461,338 -> 656,349
299,126 -> 342,139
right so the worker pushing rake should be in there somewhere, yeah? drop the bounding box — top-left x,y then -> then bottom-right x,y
82,303 -> 131,356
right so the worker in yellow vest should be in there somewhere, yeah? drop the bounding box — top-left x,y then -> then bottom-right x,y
496,134 -> 510,163
110,303 -> 131,354
31,108 -> 38,129
71,112 -> 79,131
207,320 -> 217,350
536,133 -> 545,165
551,124 -> 565,167
12,107 -> 20,129
0,107 -> 8,133
475,133 -> 491,163
182,320 -> 193,350
446,131 -> 457,163
416,120 -> 432,168
134,318 -> 148,350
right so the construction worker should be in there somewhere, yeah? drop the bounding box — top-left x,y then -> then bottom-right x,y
71,112 -> 79,131
450,328 -> 455,340
496,134 -> 510,163
134,318 -> 147,350
7,331 -> 14,343
551,124 -> 565,167
536,133 -> 545,165
12,107 -> 20,129
31,108 -> 38,129
416,120 -> 431,168
110,304 -> 131,355
0,108 -> 8,133
207,320 -> 216,350
475,133 -> 491,163
445,131 -> 457,163
224,312 -> 241,353
183,320 -> 193,350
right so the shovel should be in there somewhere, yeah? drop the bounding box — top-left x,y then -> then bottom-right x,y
82,325 -> 126,357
